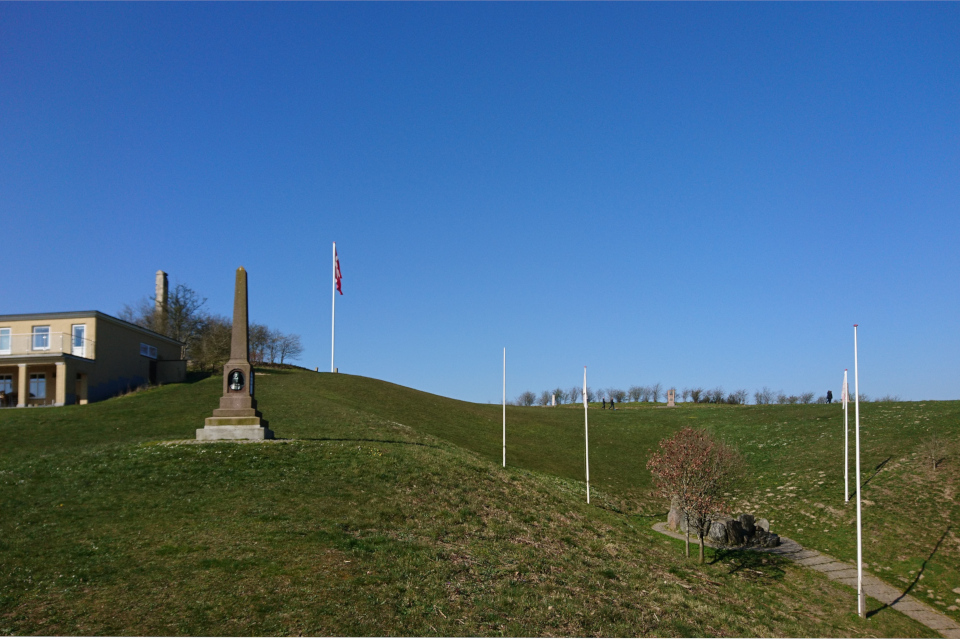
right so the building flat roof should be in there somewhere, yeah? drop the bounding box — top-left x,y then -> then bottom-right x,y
0,311 -> 184,345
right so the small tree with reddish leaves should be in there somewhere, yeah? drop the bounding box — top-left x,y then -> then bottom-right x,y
647,427 -> 744,563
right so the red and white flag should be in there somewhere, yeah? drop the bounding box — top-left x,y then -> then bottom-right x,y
334,246 -> 343,295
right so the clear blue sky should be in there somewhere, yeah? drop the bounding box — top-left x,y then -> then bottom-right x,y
3,3 -> 958,403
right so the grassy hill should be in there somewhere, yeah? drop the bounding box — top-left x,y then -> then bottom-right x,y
0,369 -> 956,636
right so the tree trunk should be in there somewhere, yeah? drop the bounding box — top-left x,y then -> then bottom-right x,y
684,515 -> 690,558
698,532 -> 705,563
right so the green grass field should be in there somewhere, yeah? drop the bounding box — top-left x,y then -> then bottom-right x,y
1,369 -> 956,636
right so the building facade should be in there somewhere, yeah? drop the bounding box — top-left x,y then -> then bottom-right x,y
0,311 -> 186,407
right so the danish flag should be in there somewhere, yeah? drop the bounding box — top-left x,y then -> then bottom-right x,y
334,245 -> 343,295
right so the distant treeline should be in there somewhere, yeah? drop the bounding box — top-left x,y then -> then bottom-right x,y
119,283 -> 303,372
511,384 -> 899,406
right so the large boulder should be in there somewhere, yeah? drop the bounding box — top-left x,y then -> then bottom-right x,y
708,520 -> 727,543
739,514 -> 756,537
757,517 -> 770,533
724,518 -> 746,545
667,496 -> 682,531
758,532 -> 780,548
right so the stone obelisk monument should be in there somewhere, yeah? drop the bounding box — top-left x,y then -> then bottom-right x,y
197,267 -> 273,440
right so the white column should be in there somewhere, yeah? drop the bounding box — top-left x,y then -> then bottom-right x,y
854,326 -> 865,617
331,242 -> 336,373
584,366 -> 590,504
55,362 -> 67,406
16,363 -> 27,407
843,369 -> 849,502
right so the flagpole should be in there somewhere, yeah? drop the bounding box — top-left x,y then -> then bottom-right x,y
502,348 -> 506,468
331,242 -> 336,373
854,325 -> 865,618
584,366 -> 590,504
843,369 -> 849,502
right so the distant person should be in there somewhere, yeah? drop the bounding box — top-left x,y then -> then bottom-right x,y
610,398 -> 615,410
827,390 -> 833,404
602,398 -> 606,410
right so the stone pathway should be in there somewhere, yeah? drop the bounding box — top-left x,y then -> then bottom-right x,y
652,522 -> 960,639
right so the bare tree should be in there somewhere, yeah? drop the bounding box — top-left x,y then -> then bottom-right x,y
118,298 -> 157,331
552,387 -> 567,405
609,388 -> 627,403
727,389 -> 748,405
568,386 -> 582,404
595,388 -> 606,402
628,386 -> 643,402
278,333 -> 304,364
754,387 -> 774,405
517,391 -> 536,406
190,314 -> 232,372
584,387 -> 595,403
689,388 -> 704,403
919,431 -> 947,471
647,427 -> 744,563
265,328 -> 282,364
249,323 -> 270,365
651,383 -> 663,403
681,388 -> 691,403
708,387 -> 725,404
166,284 -> 207,345
799,392 -> 815,404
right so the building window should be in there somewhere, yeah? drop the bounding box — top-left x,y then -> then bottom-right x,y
32,326 -> 50,351
0,374 -> 11,394
29,373 -> 46,399
140,343 -> 158,359
0,328 -> 10,354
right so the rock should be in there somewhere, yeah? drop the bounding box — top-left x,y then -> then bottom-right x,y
708,520 -> 727,543
759,532 -> 780,548
757,517 -> 770,532
724,518 -> 746,545
667,496 -> 682,531
739,514 -> 756,537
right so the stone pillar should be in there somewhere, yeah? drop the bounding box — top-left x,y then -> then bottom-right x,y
77,373 -> 88,405
155,270 -> 169,335
16,364 -> 27,407
667,388 -> 676,407
197,267 -> 272,440
55,362 -> 67,406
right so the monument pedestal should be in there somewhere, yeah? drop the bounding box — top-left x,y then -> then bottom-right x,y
197,418 -> 273,441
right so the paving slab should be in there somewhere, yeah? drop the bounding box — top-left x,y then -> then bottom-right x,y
822,569 -> 861,581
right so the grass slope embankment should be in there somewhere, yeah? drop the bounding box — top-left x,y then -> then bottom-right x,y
0,369 -> 954,636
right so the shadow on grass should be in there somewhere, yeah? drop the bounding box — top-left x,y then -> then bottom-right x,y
184,371 -> 215,384
708,547 -> 788,580
867,524 -> 950,619
849,455 -> 892,500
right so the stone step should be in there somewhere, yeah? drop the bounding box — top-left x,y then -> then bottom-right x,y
204,416 -> 265,427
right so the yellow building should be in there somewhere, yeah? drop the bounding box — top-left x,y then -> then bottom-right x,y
0,311 -> 186,407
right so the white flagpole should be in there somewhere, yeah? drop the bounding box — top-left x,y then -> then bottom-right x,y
854,325 -> 865,617
331,242 -> 336,373
843,369 -> 849,502
502,348 -> 506,468
583,366 -> 590,504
